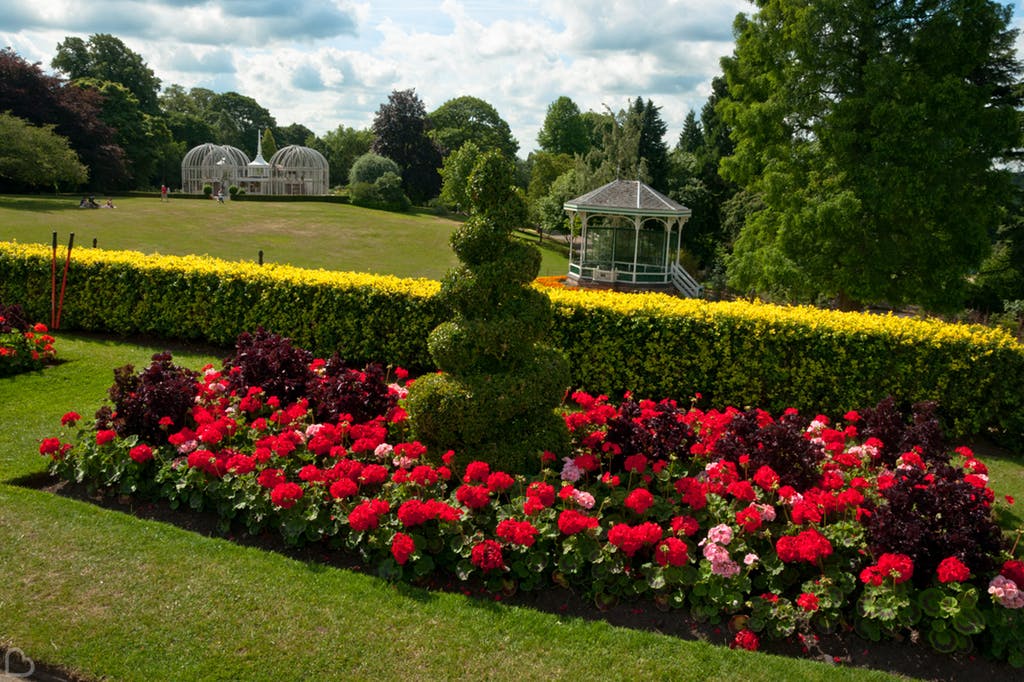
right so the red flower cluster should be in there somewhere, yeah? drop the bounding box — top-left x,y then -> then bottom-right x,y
397,498 -> 462,527
270,482 -> 304,509
471,539 -> 505,571
607,522 -> 663,557
775,528 -> 833,564
796,592 -> 820,612
936,556 -> 971,584
95,429 -> 117,445
496,519 -> 539,547
349,498 -> 390,531
654,537 -> 689,567
557,509 -> 599,535
732,629 -> 759,651
456,484 -> 491,509
860,553 -> 914,586
128,444 -> 154,463
624,488 -> 655,515
391,532 -> 416,565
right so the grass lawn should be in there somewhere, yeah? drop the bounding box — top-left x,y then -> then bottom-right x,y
0,194 -> 569,280
0,335 -> 907,682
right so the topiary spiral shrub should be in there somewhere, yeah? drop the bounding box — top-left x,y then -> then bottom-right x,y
407,151 -> 570,473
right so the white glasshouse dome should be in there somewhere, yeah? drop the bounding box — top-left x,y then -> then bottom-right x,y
180,134 -> 331,196
180,143 -> 250,194
269,145 -> 330,195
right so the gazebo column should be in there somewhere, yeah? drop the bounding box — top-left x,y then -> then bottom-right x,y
631,215 -> 642,283
662,218 -> 674,283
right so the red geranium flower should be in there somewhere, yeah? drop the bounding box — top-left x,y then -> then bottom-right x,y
471,539 -> 505,571
496,519 -> 539,547
464,461 -> 490,483
456,484 -> 491,510
329,478 -> 359,499
61,411 -> 81,427
486,471 -> 515,493
735,506 -> 762,533
557,509 -> 599,535
129,444 -> 154,463
732,629 -> 759,651
95,429 -> 117,446
796,593 -> 819,612
39,437 -> 62,456
1001,559 -> 1024,586
654,537 -> 689,567
624,488 -> 655,515
270,482 -> 304,509
391,532 -> 415,565
936,556 -> 971,584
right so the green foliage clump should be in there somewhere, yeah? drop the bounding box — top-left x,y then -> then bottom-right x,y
348,152 -> 401,185
349,171 -> 411,212
407,151 -> 570,472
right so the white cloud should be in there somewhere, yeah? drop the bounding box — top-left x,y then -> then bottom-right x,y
2,0 -> 1021,154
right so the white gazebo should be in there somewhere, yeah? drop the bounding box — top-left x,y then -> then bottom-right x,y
563,179 -> 702,297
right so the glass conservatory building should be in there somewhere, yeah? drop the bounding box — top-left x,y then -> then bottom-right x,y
180,135 -> 330,196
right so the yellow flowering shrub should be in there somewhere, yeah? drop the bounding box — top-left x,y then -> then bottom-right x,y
2,241 -> 1021,440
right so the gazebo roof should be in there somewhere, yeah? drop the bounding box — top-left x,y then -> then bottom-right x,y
563,179 -> 690,217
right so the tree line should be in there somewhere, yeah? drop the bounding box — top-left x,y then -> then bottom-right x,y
1,0 -> 1022,319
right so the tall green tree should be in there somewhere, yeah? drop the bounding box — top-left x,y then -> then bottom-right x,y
309,125 -> 374,184
52,34 -> 161,114
632,97 -> 670,191
260,128 -> 278,160
0,48 -> 126,189
438,141 -> 482,212
537,96 -> 589,156
275,123 -> 314,147
429,96 -> 518,157
208,92 -> 276,157
371,88 -> 442,202
667,77 -> 738,270
678,110 -> 703,154
74,78 -> 174,188
0,112 -> 87,190
718,0 -> 1022,311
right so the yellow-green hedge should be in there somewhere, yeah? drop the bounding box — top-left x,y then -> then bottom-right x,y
0,242 -> 442,370
545,288 -> 1024,440
2,241 -> 1021,441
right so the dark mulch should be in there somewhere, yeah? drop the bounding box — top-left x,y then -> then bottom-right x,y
10,473 -> 1019,682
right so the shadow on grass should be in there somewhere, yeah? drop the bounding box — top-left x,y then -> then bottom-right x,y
0,195 -> 86,214
10,471 -> 1020,682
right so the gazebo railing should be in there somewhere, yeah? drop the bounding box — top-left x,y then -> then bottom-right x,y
670,262 -> 703,298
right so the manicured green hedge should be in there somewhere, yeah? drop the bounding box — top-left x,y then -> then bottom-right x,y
0,242 -> 441,371
2,241 -> 1021,442
545,289 -> 1024,442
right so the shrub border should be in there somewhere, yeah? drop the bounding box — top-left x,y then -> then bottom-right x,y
1,241 -> 1021,442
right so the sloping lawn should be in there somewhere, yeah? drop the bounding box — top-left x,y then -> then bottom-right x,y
0,195 -> 569,279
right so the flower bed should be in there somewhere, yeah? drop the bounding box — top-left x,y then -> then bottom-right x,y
0,302 -> 57,376
41,332 -> 1023,666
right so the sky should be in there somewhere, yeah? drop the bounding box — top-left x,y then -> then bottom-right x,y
2,0 -> 1023,156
